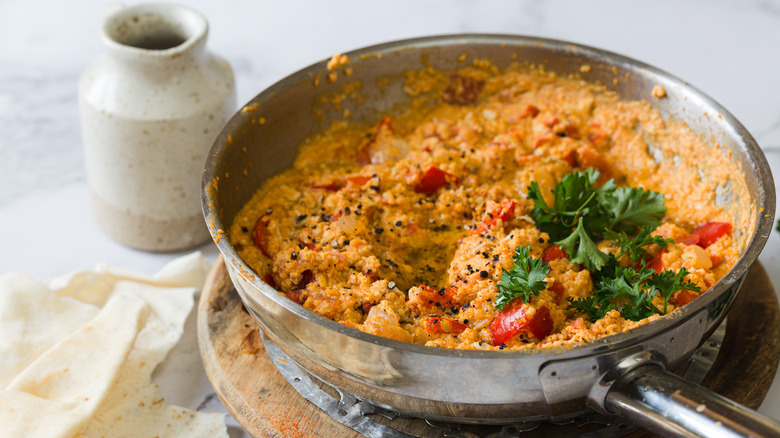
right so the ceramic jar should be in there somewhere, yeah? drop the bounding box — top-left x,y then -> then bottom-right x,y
79,3 -> 236,251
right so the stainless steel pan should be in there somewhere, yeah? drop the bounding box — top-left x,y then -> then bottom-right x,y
202,35 -> 778,437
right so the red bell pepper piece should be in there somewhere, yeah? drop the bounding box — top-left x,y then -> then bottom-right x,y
253,215 -> 271,258
647,250 -> 666,273
423,317 -> 468,335
548,281 -> 565,304
472,199 -> 515,235
416,284 -> 457,309
542,245 -> 568,263
676,233 -> 701,246
262,272 -> 276,288
285,290 -> 304,304
490,299 -> 553,345
345,175 -> 371,187
310,181 -> 343,191
521,104 -> 540,119
414,165 -> 457,194
693,222 -> 732,248
672,289 -> 700,306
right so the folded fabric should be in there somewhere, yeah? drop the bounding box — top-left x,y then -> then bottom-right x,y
0,252 -> 227,438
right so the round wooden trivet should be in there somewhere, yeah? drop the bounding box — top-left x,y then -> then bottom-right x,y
198,257 -> 780,438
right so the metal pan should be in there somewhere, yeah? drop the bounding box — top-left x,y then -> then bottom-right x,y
202,34 -> 778,436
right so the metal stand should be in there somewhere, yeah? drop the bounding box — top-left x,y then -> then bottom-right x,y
263,322 -> 725,438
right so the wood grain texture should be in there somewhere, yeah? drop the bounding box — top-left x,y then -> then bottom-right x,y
197,257 -> 780,438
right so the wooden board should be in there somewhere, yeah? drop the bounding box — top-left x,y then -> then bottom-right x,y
198,258 -> 780,438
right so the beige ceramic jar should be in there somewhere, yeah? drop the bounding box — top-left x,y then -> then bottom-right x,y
79,3 -> 236,251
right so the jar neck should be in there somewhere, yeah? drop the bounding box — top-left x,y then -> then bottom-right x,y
100,3 -> 209,68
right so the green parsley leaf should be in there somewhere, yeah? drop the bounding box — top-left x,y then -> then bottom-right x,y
569,265 -> 701,321
607,267 -> 660,321
568,296 -> 609,320
599,186 -> 667,234
527,169 -> 668,274
592,253 -> 622,285
495,246 -> 550,310
605,226 -> 674,264
557,220 -> 609,272
646,267 -> 701,313
528,169 -> 601,241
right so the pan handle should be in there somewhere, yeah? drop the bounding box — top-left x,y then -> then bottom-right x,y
603,364 -> 780,437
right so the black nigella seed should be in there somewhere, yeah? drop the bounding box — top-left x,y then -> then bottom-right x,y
479,270 -> 488,278
296,214 -> 307,222
395,220 -> 402,227
291,252 -> 297,260
241,226 -> 249,233
375,228 -> 384,235
438,288 -> 446,296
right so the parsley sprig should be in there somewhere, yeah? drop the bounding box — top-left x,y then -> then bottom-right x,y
569,266 -> 701,321
525,169 -> 698,322
495,246 -> 549,310
607,227 -> 674,264
528,169 -> 666,271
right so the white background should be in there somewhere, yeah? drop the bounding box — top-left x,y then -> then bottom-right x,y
2,0 -> 780,436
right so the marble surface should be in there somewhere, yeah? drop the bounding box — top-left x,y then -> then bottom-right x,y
2,0 -> 780,436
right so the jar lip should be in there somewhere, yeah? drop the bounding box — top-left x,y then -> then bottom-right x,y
101,3 -> 208,58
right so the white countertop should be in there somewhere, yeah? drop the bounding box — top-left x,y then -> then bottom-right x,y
2,0 -> 780,435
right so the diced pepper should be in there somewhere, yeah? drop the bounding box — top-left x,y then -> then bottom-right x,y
693,222 -> 732,248
286,290 -> 303,304
473,199 -> 515,235
521,104 -> 540,119
262,272 -> 276,288
414,165 -> 457,194
295,269 -> 314,290
310,181 -> 342,191
548,281 -> 565,304
561,150 -> 577,167
253,215 -> 271,258
423,317 -> 468,335
672,289 -> 700,306
542,245 -> 568,263
418,285 -> 457,308
575,145 -> 613,183
647,250 -> 666,273
676,233 -> 701,246
345,175 -> 371,187
490,299 -> 553,345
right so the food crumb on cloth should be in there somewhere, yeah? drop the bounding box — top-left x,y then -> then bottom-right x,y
0,252 -> 227,438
